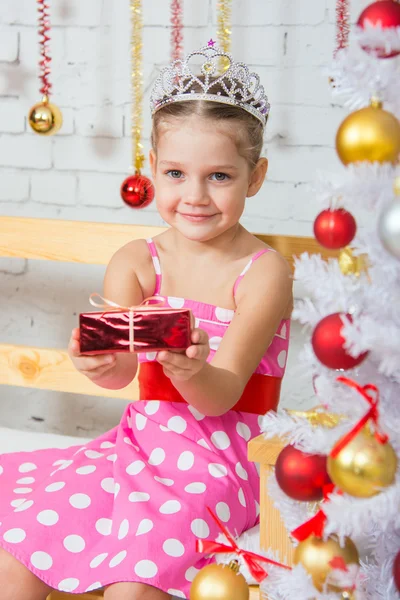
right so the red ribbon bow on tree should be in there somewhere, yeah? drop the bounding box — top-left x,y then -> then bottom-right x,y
196,507 -> 291,583
291,483 -> 337,541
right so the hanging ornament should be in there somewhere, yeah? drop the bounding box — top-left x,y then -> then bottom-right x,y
28,0 -> 62,135
394,550 -> 400,592
357,0 -> 400,58
190,561 -> 249,600
121,0 -> 155,209
335,0 -> 351,56
336,98 -> 400,166
314,208 -> 357,249
327,377 -> 397,498
171,0 -> 183,62
378,177 -> 400,260
275,445 -> 332,502
293,534 -> 359,592
338,247 -> 369,276
312,313 -> 369,370
217,0 -> 232,72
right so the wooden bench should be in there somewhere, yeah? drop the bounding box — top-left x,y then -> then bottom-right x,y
0,216 -> 336,599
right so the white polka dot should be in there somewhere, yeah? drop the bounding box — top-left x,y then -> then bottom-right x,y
215,307 -> 234,323
58,578 -> 80,592
277,350 -> 287,368
56,460 -> 74,471
195,318 -> 201,328
154,476 -> 174,486
86,582 -> 102,591
118,519 -> 129,540
18,462 -> 37,473
134,559 -> 158,578
52,459 -> 67,466
236,422 -> 251,441
152,257 -> 161,275
123,436 -> 134,446
0,466 -> 3,475
145,352 -> 157,361
63,534 -> 85,553
100,441 -> 115,449
208,463 -> 228,478
197,439 -> 211,450
126,460 -> 145,476
10,498 -> 26,508
258,415 -> 264,428
95,518 -> 112,536
177,451 -> 194,471
30,551 -> 53,571
13,487 -> 32,494
129,491 -> 150,502
101,477 -> 115,493
160,425 -> 170,432
144,400 -> 160,415
37,510 -> 59,526
209,336 -> 222,351
163,539 -> 185,557
107,454 -> 118,463
168,590 -> 185,598
69,493 -> 91,509
3,528 -> 26,543
14,500 -> 34,512
187,405 -> 205,421
76,465 -> 97,475
191,519 -> 210,539
136,519 -> 154,536
280,322 -> 288,339
255,501 -> 260,517
238,488 -> 246,507
184,482 -> 206,494
159,500 -> 181,514
16,477 -> 35,484
148,448 -> 166,466
167,296 -> 185,309
210,431 -> 231,450
73,447 -> 87,455
216,502 -> 230,523
114,483 -> 121,498
84,450 -> 103,460
90,553 -> 108,568
255,462 -> 261,476
185,566 -> 200,582
109,550 -> 127,568
235,462 -> 249,481
167,416 -> 187,434
136,413 -> 147,431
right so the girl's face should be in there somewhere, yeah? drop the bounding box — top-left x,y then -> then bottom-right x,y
150,115 -> 267,243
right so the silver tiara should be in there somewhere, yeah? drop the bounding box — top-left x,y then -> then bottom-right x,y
150,40 -> 270,127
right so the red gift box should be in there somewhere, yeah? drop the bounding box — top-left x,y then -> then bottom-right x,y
79,295 -> 193,355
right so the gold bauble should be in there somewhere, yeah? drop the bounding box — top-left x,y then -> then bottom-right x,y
190,561 -> 249,600
294,534 -> 359,592
327,426 -> 398,498
338,247 -> 369,277
336,98 -> 400,166
28,96 -> 63,135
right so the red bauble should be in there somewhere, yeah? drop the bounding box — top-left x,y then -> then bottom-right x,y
394,550 -> 400,592
120,174 -> 155,209
314,208 -> 357,249
275,445 -> 331,502
357,0 -> 400,58
312,313 -> 369,370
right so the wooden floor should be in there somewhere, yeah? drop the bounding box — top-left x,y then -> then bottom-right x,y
48,585 -> 261,599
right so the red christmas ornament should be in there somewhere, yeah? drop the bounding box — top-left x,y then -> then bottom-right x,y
357,0 -> 400,58
394,550 -> 400,592
275,445 -> 331,502
312,313 -> 369,370
120,174 -> 155,209
314,209 -> 357,250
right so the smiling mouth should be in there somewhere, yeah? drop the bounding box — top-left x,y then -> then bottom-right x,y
178,213 -> 217,222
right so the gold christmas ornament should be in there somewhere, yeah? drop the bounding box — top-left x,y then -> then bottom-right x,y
338,246 -> 369,276
190,560 -> 249,600
28,95 -> 63,136
217,0 -> 232,72
327,426 -> 398,498
293,534 -> 359,592
336,98 -> 400,166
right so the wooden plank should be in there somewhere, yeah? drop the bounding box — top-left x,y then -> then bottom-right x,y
0,216 -> 338,268
0,343 -> 139,400
248,434 -> 284,466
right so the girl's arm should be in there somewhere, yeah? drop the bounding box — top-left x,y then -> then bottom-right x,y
158,251 -> 293,416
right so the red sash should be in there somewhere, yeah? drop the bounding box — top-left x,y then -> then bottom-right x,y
138,362 -> 281,415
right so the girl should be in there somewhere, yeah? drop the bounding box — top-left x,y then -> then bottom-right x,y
0,44 -> 292,600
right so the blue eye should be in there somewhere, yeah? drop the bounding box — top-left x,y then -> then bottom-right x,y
211,172 -> 229,181
166,170 -> 182,179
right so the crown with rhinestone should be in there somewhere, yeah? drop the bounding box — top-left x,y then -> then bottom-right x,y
150,40 -> 270,127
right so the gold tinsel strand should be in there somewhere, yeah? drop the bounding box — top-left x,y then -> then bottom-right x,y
131,0 -> 145,173
217,0 -> 232,72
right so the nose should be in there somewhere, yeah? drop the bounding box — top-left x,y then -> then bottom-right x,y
184,178 -> 210,206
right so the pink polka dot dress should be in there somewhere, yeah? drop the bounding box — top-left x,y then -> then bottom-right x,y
0,239 -> 290,597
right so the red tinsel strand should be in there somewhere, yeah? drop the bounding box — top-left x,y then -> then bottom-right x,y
37,0 -> 52,96
335,0 -> 350,56
171,0 -> 183,62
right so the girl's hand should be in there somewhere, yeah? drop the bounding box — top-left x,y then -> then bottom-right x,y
157,328 -> 210,382
68,328 -> 117,381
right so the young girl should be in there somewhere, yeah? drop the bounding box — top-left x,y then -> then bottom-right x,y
0,43 -> 292,600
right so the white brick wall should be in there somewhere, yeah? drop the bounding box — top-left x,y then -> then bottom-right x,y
0,0 -> 366,436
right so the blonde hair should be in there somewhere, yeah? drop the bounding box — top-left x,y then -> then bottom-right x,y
151,78 -> 265,170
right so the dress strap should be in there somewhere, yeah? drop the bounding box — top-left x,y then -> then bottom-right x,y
233,248 -> 273,297
146,238 -> 162,295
